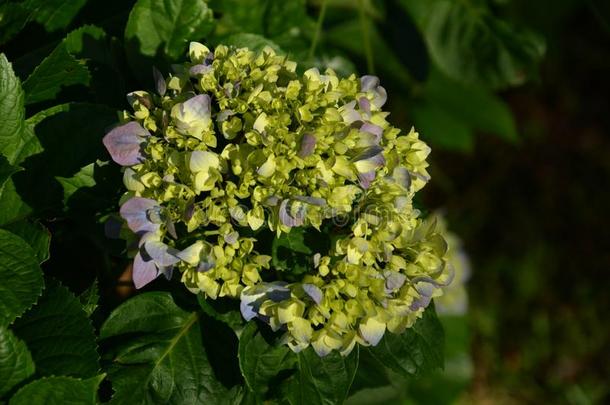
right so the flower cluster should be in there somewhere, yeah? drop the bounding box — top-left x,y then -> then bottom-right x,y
103,42 -> 453,356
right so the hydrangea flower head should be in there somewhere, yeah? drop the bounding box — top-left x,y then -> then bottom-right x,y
103,42 -> 453,356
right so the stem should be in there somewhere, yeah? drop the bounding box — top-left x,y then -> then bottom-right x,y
359,0 -> 375,73
309,0 -> 328,59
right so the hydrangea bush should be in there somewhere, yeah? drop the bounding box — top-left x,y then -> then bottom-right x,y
103,42 -> 454,357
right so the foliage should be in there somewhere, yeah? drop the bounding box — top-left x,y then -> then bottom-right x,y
0,0 -> 546,403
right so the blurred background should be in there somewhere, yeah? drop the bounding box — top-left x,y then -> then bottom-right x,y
2,0 -> 609,403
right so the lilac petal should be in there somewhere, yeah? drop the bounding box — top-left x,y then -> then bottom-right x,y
103,122 -> 150,166
224,231 -> 239,245
340,101 -> 361,124
409,294 -> 432,311
279,199 -> 305,228
360,122 -> 383,141
384,272 -> 406,294
217,109 -> 235,122
152,66 -> 166,96
133,252 -> 160,289
183,94 -> 210,119
298,133 -> 317,157
160,266 -> 173,281
360,75 -> 380,92
120,197 -> 160,233
240,299 -> 258,321
266,285 -> 291,302
104,216 -> 123,239
189,64 -> 212,76
183,203 -> 195,221
372,86 -> 387,108
303,284 -> 323,305
358,171 -> 376,189
294,196 -> 326,206
358,97 -> 371,115
143,240 -> 180,267
197,257 -> 215,272
352,145 -> 384,162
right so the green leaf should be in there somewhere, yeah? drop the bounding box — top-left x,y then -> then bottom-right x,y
271,227 -> 314,275
56,162 -> 96,206
412,103 -> 474,152
0,326 -> 35,397
8,375 -> 104,405
238,321 -> 296,398
21,0 -> 89,32
12,281 -> 100,378
424,68 -> 518,141
0,3 -> 29,45
197,295 -> 244,331
283,348 -> 359,405
3,220 -> 51,264
325,20 -> 414,89
401,0 -> 545,89
0,155 -> 22,192
0,54 -> 26,165
22,42 -> 90,105
8,103 -> 117,216
79,280 -> 99,317
125,0 -> 215,80
100,292 -> 229,404
368,305 -> 444,378
221,33 -> 283,54
0,229 -> 43,327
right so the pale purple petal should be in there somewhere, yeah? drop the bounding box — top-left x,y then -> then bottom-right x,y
409,294 -> 432,311
392,167 -> 411,190
133,252 -> 160,289
197,257 -> 215,272
102,122 -> 150,166
224,231 -> 239,245
160,266 -> 173,280
360,75 -> 380,91
143,240 -> 180,267
384,272 -> 406,294
279,199 -> 304,228
298,133 -> 317,157
303,284 -> 323,305
152,66 -> 166,96
358,171 -> 376,189
352,145 -> 384,162
372,86 -> 387,109
189,64 -> 212,76
358,97 -> 371,115
217,109 -> 235,122
120,197 -> 160,233
360,122 -> 383,141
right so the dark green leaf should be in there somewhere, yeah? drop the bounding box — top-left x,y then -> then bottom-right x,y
100,292 -> 229,404
0,229 -> 43,327
56,162 -> 96,206
125,0 -> 215,80
12,281 -> 100,378
79,280 -> 99,317
22,0 -> 89,32
422,68 -> 518,142
0,3 -> 29,45
9,103 -> 117,216
283,347 -> 359,405
3,220 -> 51,264
0,54 -> 26,165
197,295 -> 244,331
412,103 -> 474,152
8,375 -> 104,405
22,43 -> 90,105
0,155 -> 22,192
238,321 -> 296,398
0,326 -> 35,397
271,227 -> 316,277
221,33 -> 283,54
368,305 -> 444,378
401,0 -> 545,89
